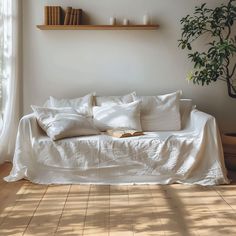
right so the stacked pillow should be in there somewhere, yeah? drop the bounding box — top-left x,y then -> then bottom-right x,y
33,94 -> 98,141
32,105 -> 99,141
35,91 -> 190,140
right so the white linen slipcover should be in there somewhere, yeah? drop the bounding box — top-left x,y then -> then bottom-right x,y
4,109 -> 229,185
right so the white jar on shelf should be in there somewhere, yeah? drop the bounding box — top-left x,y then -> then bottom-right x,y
143,14 -> 150,25
109,17 -> 116,25
123,19 -> 129,25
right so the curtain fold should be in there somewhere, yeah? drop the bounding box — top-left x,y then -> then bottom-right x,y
0,0 -> 20,164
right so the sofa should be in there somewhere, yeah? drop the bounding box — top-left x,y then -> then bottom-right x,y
4,92 -> 229,185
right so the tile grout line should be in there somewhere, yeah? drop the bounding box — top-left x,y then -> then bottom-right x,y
54,185 -> 72,235
82,184 -> 92,236
22,185 -> 49,236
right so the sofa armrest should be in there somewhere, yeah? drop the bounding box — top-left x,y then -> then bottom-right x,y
190,109 -> 215,127
19,113 -> 45,139
189,109 -> 228,179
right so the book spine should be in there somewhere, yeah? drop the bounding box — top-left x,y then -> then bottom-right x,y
56,6 -> 58,25
64,7 -> 72,25
48,6 -> 52,25
78,9 -> 82,25
51,6 -> 54,25
73,9 -> 77,25
76,9 -> 79,25
59,7 -> 65,25
44,6 -> 49,25
61,8 -> 65,25
76,9 -> 80,25
54,6 -> 57,25
69,8 -> 74,25
57,6 -> 61,25
52,6 -> 57,25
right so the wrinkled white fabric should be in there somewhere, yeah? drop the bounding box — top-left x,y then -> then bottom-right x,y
4,109 -> 229,185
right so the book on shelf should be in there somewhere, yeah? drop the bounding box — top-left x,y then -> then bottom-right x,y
44,6 -> 49,25
44,6 -> 82,26
68,8 -> 74,25
107,129 -> 144,138
52,6 -> 55,25
64,7 -> 72,25
65,7 -> 83,25
76,9 -> 82,25
44,6 -> 62,25
73,9 -> 77,25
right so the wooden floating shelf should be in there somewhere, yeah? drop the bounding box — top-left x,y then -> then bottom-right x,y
36,25 -> 159,30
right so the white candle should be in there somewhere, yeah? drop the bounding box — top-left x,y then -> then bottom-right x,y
143,14 -> 149,25
123,19 -> 129,25
109,17 -> 116,25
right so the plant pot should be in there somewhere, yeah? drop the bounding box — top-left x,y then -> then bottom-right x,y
221,133 -> 236,171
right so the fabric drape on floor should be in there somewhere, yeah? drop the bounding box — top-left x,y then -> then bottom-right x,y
0,0 -> 20,164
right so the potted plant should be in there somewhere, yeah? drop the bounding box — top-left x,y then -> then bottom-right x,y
178,0 -> 236,169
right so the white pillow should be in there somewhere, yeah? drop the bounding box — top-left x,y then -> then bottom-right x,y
95,92 -> 136,106
133,91 -> 182,131
180,99 -> 194,128
31,106 -> 100,141
50,93 -> 94,117
93,101 -> 142,131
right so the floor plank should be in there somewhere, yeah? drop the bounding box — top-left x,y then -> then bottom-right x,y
0,183 -> 47,236
55,185 -> 90,236
83,185 -> 110,236
109,185 -> 133,236
128,185 -> 164,236
1,163 -> 236,236
23,185 -> 70,236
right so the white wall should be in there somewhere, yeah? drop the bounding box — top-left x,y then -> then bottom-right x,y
22,0 -> 236,132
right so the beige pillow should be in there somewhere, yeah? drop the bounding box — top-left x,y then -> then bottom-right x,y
133,91 -> 182,131
32,106 -> 100,141
50,93 -> 94,117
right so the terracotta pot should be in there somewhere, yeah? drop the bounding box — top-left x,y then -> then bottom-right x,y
221,133 -> 236,171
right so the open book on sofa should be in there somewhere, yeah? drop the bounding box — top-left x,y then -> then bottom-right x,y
107,129 -> 144,138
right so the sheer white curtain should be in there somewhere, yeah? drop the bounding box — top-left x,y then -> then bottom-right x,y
0,0 -> 20,164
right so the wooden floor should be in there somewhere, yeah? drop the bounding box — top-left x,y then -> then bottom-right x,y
0,163 -> 236,236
